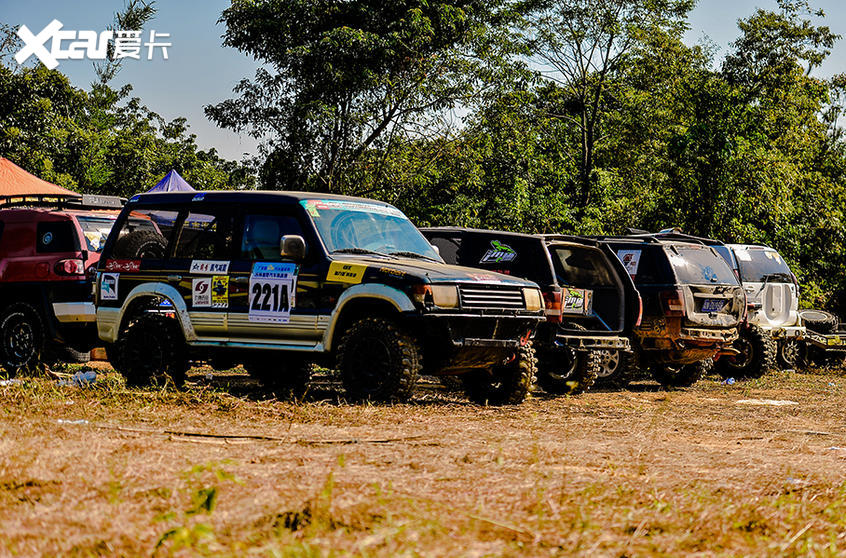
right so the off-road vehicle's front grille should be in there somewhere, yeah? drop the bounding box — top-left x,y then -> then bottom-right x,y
458,285 -> 525,309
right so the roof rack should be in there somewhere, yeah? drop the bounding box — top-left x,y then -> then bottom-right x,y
594,228 -> 724,246
0,194 -> 126,210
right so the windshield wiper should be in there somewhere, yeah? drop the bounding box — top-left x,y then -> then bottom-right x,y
388,251 -> 441,262
332,247 -> 396,259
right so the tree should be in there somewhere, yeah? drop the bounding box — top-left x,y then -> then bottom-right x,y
527,0 -> 694,217
206,0 -> 518,193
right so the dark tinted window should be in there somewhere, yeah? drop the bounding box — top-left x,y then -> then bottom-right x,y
174,210 -> 235,260
427,235 -> 461,265
109,208 -> 175,259
36,221 -> 79,253
669,245 -> 739,285
734,248 -> 793,282
551,246 -> 616,288
240,214 -> 304,260
612,244 -> 673,285
457,235 -> 554,284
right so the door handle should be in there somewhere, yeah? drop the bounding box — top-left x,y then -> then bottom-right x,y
231,277 -> 249,286
167,274 -> 182,282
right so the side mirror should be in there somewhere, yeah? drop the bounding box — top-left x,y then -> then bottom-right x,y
280,235 -> 307,261
430,243 -> 440,256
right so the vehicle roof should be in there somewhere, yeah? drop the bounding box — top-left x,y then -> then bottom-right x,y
595,235 -> 711,249
127,190 -> 397,208
421,226 -> 604,248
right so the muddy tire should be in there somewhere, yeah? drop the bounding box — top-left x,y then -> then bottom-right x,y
118,313 -> 187,387
245,353 -> 312,399
462,343 -> 536,405
777,338 -> 807,371
337,317 -> 420,402
0,303 -> 45,376
593,349 -> 638,389
115,230 -> 167,259
652,359 -> 708,388
801,310 -> 838,334
536,348 -> 599,395
715,326 -> 776,379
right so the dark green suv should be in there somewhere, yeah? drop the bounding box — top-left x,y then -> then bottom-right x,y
95,192 -> 544,404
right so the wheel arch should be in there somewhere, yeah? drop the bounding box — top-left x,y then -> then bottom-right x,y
322,284 -> 416,352
116,283 -> 196,341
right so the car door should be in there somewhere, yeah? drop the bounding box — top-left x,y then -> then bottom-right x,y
227,206 -> 325,345
167,205 -> 236,341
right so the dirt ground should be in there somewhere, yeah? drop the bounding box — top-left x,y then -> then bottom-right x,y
2,364 -> 846,557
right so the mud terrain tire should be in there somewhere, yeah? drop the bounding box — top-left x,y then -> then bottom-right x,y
246,354 -> 312,399
118,313 -> 187,387
801,310 -> 838,334
337,317 -> 420,402
716,326 -> 776,379
462,343 -> 536,405
593,349 -> 639,389
115,230 -> 167,259
0,303 -> 45,376
536,348 -> 599,395
652,359 -> 709,388
777,338 -> 807,371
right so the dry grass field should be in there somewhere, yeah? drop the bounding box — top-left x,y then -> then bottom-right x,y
2,362 -> 846,557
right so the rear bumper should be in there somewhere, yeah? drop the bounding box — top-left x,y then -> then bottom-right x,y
769,326 -> 805,339
553,334 -> 631,352
52,302 -> 96,323
679,327 -> 738,343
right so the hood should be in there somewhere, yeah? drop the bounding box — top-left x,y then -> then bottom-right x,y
334,256 -> 538,288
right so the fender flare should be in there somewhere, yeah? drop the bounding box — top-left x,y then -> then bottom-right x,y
118,283 -> 197,341
322,284 -> 415,351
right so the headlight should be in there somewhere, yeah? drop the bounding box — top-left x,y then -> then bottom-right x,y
523,288 -> 543,311
431,285 -> 459,308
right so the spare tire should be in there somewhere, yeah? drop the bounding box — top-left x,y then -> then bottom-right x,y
800,309 -> 839,334
114,230 -> 167,259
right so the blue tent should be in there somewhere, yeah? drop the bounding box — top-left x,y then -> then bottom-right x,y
148,170 -> 195,193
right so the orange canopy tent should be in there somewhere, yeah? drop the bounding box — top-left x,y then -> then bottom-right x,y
0,157 -> 79,197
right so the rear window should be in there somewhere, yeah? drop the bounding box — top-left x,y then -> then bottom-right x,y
36,221 -> 79,253
667,245 -> 739,285
734,248 -> 792,282
109,208 -> 175,259
76,216 -> 117,253
551,246 -> 616,287
612,245 -> 673,285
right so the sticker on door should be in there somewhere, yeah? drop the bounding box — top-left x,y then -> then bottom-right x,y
249,262 -> 297,323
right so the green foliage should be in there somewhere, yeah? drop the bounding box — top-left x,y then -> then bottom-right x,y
206,0 -> 522,192
0,63 -> 254,196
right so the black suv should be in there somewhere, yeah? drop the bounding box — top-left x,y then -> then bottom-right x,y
421,228 -> 641,393
95,192 -> 544,404
598,234 -> 746,387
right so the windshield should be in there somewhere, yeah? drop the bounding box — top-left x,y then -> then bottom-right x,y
666,245 -> 739,285
301,199 -> 441,260
76,216 -> 117,253
734,248 -> 793,282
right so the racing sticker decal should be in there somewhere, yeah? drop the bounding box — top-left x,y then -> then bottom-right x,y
300,199 -> 405,219
190,260 -> 230,275
211,276 -> 229,308
249,262 -> 297,323
616,249 -> 642,277
480,240 -> 517,264
105,259 -> 141,272
561,287 -> 593,315
101,273 -> 119,301
192,278 -> 211,307
327,261 -> 367,284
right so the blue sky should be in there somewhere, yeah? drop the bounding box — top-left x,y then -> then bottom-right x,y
2,0 -> 845,162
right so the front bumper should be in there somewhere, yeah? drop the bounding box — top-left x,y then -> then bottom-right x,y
553,334 -> 631,352
679,326 -> 739,343
769,326 -> 806,339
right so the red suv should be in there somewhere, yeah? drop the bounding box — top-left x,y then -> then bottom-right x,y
0,194 -> 124,374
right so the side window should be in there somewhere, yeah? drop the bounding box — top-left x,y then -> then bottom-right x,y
427,235 -> 460,265
240,214 -> 304,260
37,221 -> 79,253
174,210 -> 235,260
110,208 -> 177,260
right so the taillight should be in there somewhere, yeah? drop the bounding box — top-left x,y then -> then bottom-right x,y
543,288 -> 562,323
635,294 -> 643,327
659,289 -> 685,317
55,259 -> 85,276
